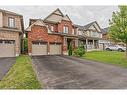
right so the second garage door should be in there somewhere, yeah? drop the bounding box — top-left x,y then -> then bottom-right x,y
0,40 -> 15,57
50,43 -> 62,55
32,42 -> 48,56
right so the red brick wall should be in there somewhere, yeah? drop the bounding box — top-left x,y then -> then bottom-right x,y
28,20 -> 76,55
28,25 -> 63,54
45,23 -> 58,32
58,20 -> 74,34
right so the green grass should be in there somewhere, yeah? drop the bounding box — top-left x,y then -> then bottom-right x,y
84,51 -> 127,68
0,55 -> 42,89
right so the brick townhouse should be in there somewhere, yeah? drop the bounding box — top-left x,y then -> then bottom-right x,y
26,8 -> 78,55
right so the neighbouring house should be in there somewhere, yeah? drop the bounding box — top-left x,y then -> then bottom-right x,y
100,27 -> 112,47
0,9 -> 24,57
75,21 -> 104,51
101,27 -> 125,47
26,8 -> 78,56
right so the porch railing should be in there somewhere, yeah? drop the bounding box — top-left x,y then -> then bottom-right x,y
86,45 -> 95,50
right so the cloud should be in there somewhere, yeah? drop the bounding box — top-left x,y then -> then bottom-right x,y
0,6 -> 118,28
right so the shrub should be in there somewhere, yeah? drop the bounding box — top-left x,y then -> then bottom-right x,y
68,44 -> 73,56
73,45 -> 85,57
24,38 -> 28,54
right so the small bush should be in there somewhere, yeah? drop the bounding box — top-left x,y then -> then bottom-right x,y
73,45 -> 85,57
24,38 -> 28,54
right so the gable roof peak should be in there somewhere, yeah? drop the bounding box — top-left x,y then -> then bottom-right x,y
83,21 -> 102,32
43,8 -> 74,23
26,19 -> 46,32
84,21 -> 99,28
43,8 -> 64,23
62,14 -> 72,22
52,8 -> 64,16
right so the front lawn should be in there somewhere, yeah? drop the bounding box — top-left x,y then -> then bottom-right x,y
0,55 -> 41,89
84,51 -> 127,68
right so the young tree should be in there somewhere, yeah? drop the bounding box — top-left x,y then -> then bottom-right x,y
109,5 -> 127,58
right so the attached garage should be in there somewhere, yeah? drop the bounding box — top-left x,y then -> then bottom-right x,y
32,41 -> 48,56
0,40 -> 15,57
50,43 -> 62,55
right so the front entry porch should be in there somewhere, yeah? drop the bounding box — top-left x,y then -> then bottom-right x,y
79,39 -> 99,51
63,37 -> 78,55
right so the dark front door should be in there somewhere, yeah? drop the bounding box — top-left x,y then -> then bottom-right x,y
67,39 -> 72,50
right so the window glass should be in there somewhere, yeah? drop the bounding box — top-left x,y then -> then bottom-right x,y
92,32 -> 98,37
5,40 -> 14,44
63,26 -> 69,33
8,17 -> 15,27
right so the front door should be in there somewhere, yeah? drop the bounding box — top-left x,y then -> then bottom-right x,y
67,39 -> 72,50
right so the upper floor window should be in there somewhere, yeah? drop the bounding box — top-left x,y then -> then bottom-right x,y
51,26 -> 54,31
8,17 -> 15,28
47,25 -> 51,33
78,30 -> 83,35
63,26 -> 69,33
92,32 -> 98,37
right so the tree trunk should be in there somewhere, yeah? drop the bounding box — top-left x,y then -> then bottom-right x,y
126,42 -> 127,58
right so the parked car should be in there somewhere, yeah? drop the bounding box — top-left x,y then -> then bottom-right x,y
105,45 -> 126,52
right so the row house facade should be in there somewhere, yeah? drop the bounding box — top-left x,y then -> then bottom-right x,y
101,27 -> 124,47
26,8 -> 78,55
75,21 -> 103,51
0,9 -> 24,57
26,8 -> 104,56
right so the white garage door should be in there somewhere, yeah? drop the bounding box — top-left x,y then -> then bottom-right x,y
0,40 -> 15,57
32,42 -> 48,56
50,43 -> 62,55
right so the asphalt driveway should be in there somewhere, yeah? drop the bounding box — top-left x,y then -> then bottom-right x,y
32,55 -> 127,89
0,57 -> 16,80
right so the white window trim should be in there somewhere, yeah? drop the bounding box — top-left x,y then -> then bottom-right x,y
8,17 -> 15,28
63,26 -> 69,33
51,26 -> 54,31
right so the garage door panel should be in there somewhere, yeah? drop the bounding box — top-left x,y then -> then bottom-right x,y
50,44 -> 61,55
32,44 -> 47,56
0,41 -> 15,57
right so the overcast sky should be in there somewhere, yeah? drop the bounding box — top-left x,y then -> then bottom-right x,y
0,6 -> 119,28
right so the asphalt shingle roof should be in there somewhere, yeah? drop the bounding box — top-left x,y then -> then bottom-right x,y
0,9 -> 22,16
83,21 -> 96,29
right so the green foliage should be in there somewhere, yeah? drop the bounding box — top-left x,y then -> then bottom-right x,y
68,44 -> 73,56
24,38 -> 28,53
0,55 -> 42,89
85,51 -> 127,68
73,45 -> 85,57
109,5 -> 127,43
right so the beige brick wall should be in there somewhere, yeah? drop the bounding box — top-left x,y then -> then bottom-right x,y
0,12 -> 3,27
3,13 -> 22,30
0,31 -> 20,56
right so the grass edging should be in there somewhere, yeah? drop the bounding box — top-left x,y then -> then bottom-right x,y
83,51 -> 127,68
0,55 -> 42,89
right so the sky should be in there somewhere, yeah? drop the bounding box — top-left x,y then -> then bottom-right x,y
0,6 -> 119,28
